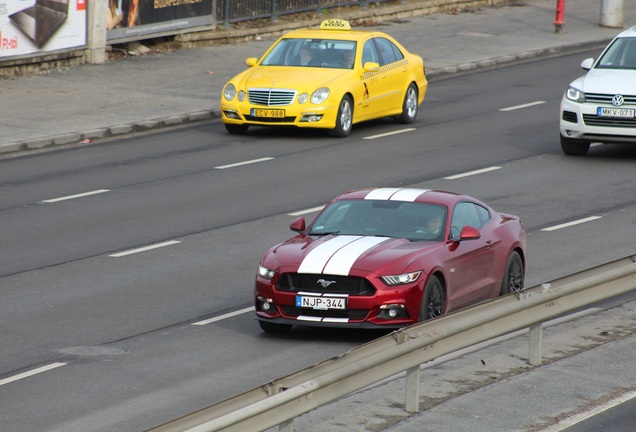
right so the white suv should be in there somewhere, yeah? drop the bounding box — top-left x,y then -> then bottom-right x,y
560,26 -> 636,156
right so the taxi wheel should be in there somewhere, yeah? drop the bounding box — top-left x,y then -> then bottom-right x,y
396,83 -> 418,124
225,124 -> 249,135
329,95 -> 353,137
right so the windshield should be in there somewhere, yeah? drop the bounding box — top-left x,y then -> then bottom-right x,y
308,200 -> 447,241
261,38 -> 357,69
596,37 -> 636,69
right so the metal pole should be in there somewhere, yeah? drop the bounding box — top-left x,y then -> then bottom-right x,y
528,323 -> 543,366
554,0 -> 565,34
405,366 -> 420,413
600,0 -> 624,28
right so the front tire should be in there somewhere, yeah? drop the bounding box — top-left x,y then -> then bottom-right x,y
560,135 -> 590,156
395,83 -> 418,124
419,275 -> 446,321
500,251 -> 524,296
329,95 -> 353,137
258,320 -> 292,333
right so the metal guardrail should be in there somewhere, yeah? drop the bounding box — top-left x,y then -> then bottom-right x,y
147,255 -> 636,432
216,0 -> 396,25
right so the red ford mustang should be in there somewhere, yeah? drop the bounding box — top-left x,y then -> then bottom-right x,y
254,188 -> 526,333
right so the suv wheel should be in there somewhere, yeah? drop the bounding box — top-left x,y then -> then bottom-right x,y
560,135 -> 590,156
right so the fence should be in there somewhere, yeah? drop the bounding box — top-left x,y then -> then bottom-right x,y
147,254 -> 636,432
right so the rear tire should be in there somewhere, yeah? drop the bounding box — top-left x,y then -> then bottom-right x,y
560,135 -> 590,156
419,275 -> 445,321
225,123 -> 249,135
395,83 -> 418,124
329,95 -> 353,137
258,320 -> 292,333
499,251 -> 524,296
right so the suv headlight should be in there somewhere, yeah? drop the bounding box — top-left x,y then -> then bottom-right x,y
565,86 -> 585,103
381,271 -> 421,286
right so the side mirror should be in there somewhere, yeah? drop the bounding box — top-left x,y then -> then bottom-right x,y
459,225 -> 480,241
290,217 -> 306,233
580,58 -> 594,71
246,57 -> 258,67
363,61 -> 380,72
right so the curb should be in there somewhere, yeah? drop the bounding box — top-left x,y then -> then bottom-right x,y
0,39 -> 610,157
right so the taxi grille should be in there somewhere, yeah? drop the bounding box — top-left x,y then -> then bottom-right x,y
276,274 -> 376,296
248,89 -> 296,106
582,114 -> 636,127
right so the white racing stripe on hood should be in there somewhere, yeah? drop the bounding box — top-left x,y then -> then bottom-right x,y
298,235 -> 390,276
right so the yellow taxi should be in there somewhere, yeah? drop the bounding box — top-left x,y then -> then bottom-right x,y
220,19 -> 428,137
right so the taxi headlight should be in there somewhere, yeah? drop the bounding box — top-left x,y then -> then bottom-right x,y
381,271 -> 421,286
566,86 -> 585,103
298,93 -> 309,104
238,90 -> 246,102
310,88 -> 330,104
224,84 -> 237,101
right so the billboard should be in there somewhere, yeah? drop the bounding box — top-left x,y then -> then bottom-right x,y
0,0 -> 86,58
107,0 -> 212,42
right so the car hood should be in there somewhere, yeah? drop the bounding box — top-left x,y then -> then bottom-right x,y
265,235 -> 440,277
231,66 -> 349,91
572,69 -> 636,94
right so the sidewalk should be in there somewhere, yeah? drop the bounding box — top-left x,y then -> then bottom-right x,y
0,0 -> 632,156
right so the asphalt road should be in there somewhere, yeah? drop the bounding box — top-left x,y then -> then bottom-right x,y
1,49 -> 636,431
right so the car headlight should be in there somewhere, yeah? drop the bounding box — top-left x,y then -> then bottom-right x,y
258,264 -> 276,280
238,90 -> 246,102
565,86 -> 585,103
298,92 -> 309,104
224,84 -> 237,101
381,271 -> 421,286
310,88 -> 330,104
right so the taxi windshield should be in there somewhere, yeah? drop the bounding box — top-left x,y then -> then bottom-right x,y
261,38 -> 357,69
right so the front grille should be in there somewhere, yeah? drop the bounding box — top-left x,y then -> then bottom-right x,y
583,114 -> 636,127
585,93 -> 636,105
248,88 -> 296,106
562,110 -> 578,123
280,305 -> 370,320
276,274 -> 376,296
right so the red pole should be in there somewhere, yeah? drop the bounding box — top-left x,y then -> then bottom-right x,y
554,0 -> 565,33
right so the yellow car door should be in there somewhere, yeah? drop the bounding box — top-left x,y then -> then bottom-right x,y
374,37 -> 410,113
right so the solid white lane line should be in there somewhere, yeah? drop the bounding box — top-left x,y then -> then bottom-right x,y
541,216 -> 602,232
0,362 -> 67,387
288,205 -> 325,216
363,128 -> 416,140
500,101 -> 546,111
444,166 -> 501,180
541,389 -> 636,432
192,307 -> 254,326
214,157 -> 274,169
40,189 -> 110,203
109,240 -> 181,257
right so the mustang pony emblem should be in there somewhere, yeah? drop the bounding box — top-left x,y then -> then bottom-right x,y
317,279 -> 337,288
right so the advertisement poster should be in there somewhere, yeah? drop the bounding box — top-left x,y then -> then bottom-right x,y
0,0 -> 86,58
107,0 -> 212,42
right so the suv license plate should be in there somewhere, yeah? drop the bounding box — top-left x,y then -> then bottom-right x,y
296,295 -> 346,310
597,107 -> 635,118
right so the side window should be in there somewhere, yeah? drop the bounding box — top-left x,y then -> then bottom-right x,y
450,202 -> 488,236
375,37 -> 401,65
362,40 -> 379,65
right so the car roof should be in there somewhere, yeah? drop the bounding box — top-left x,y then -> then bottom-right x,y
333,188 -> 470,207
616,25 -> 636,38
282,19 -> 388,42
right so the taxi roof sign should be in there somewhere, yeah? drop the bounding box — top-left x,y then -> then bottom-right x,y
320,19 -> 351,30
